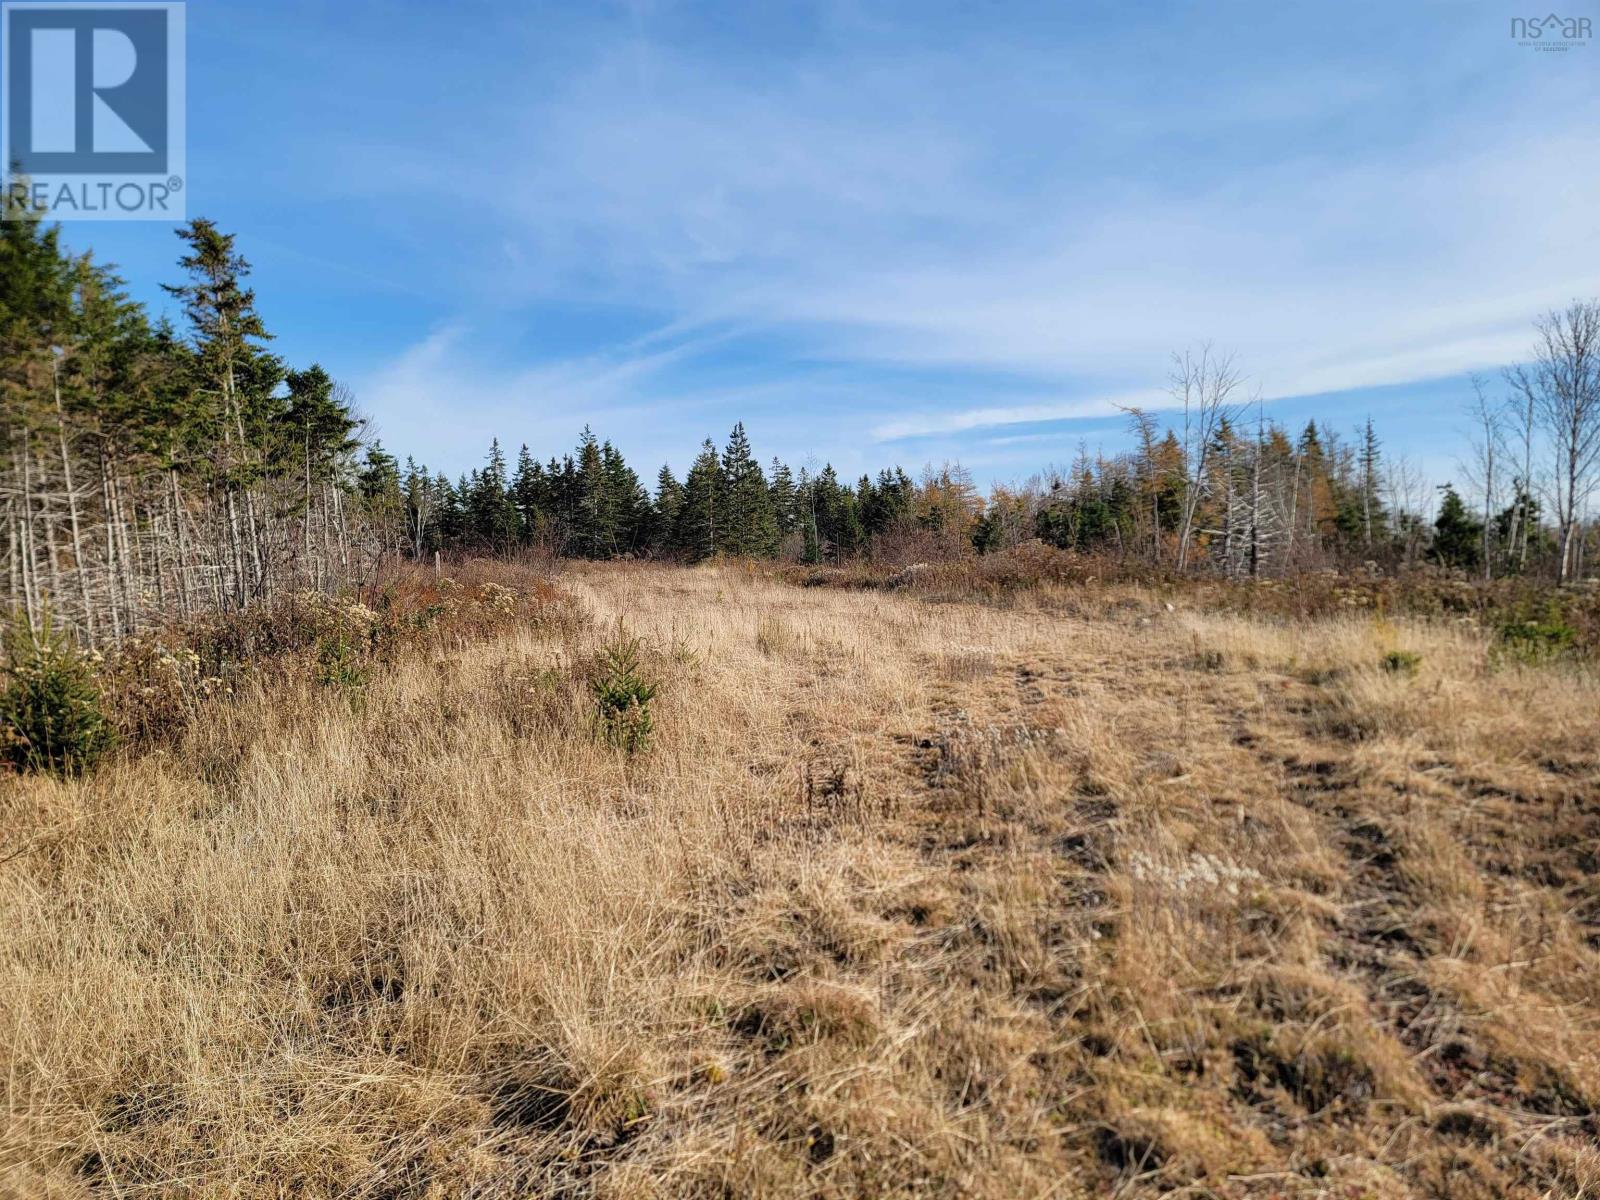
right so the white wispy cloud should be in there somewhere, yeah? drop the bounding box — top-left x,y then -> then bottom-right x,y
867,392 -> 1168,442
339,5 -> 1599,475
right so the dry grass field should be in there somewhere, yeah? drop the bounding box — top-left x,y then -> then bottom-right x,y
3,562 -> 1598,1198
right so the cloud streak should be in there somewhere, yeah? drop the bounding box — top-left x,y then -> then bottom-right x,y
336,3 -> 1598,476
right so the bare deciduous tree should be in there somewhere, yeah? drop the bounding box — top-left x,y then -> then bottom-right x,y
1500,360 -> 1540,572
1508,301 -> 1600,583
1169,345 -> 1245,570
1119,406 -> 1165,560
1384,454 -> 1430,568
1461,374 -> 1503,580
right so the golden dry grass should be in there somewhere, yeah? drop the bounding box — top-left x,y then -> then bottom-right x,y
2,562 -> 1598,1198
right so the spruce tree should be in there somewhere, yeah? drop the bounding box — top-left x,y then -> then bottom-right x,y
468,440 -> 519,550
812,466 -> 859,562
572,427 -> 616,558
510,443 -> 544,544
677,439 -> 724,561
358,442 -> 400,499
1359,417 -> 1384,548
602,441 -> 648,555
358,442 -> 403,550
282,366 -> 357,476
435,471 -> 464,544
794,467 -> 821,563
402,457 -> 437,556
862,467 -> 913,537
652,464 -> 684,556
857,473 -> 882,538
163,219 -> 279,604
1430,485 -> 1483,570
802,503 -> 822,564
280,362 -> 357,577
720,422 -> 778,557
768,457 -> 797,536
551,454 -> 578,554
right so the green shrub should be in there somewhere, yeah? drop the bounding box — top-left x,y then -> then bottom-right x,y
1498,617 -> 1576,665
1,610 -> 115,776
591,630 -> 658,754
316,631 -> 370,703
1381,649 -> 1422,676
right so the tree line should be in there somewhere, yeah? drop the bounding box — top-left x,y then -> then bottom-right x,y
4,207 -> 1597,647
420,325 -> 1597,586
402,424 -> 935,566
3,208 -> 394,645
973,326 -> 1597,584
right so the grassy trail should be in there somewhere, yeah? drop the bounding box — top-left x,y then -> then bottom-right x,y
3,564 -> 1597,1197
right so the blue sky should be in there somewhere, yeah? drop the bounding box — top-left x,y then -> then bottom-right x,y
66,0 -> 1600,491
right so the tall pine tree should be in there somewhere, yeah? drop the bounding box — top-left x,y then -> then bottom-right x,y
677,439 -> 724,561
720,422 -> 777,557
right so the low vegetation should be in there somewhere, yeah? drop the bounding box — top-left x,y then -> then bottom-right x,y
2,560 -> 1596,1197
0,609 -> 114,777
587,627 -> 660,754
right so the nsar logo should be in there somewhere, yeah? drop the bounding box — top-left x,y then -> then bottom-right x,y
1510,11 -> 1592,50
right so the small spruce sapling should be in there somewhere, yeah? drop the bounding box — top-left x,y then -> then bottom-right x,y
591,627 -> 658,753
1,609 -> 115,776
